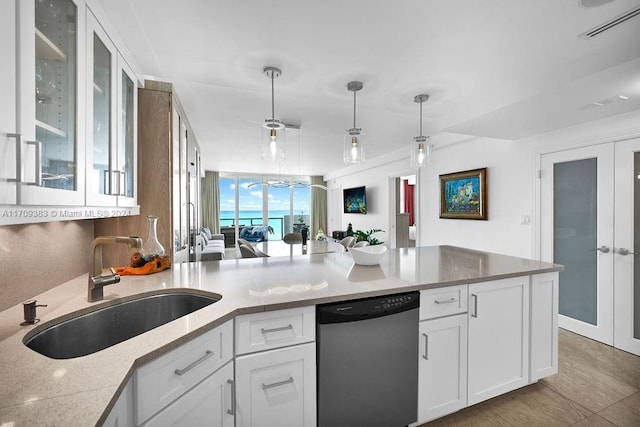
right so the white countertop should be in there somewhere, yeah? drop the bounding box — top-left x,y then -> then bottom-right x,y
0,245 -> 562,426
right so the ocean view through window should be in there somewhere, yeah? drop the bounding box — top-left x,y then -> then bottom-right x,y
219,175 -> 310,241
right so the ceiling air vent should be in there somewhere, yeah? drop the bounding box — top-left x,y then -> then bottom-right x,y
578,5 -> 640,38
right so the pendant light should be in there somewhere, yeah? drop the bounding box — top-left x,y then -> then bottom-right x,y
343,81 -> 365,165
261,66 -> 286,161
410,94 -> 430,168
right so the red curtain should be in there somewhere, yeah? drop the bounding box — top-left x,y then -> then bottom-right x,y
403,179 -> 414,225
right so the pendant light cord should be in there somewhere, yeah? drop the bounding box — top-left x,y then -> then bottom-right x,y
271,73 -> 275,120
353,90 -> 357,128
419,99 -> 423,137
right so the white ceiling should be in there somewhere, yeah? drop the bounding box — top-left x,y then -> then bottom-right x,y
95,0 -> 640,177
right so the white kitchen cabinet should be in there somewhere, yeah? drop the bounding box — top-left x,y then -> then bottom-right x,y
102,378 -> 134,427
17,0 -> 87,206
235,342 -> 316,427
467,276 -> 530,405
0,0 -> 18,205
142,361 -> 235,427
86,10 -> 137,207
530,272 -> 559,382
415,313 -> 468,424
135,320 -> 233,424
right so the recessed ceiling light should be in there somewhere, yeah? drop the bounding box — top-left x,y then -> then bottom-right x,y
593,101 -> 605,106
578,0 -> 616,8
619,95 -> 629,100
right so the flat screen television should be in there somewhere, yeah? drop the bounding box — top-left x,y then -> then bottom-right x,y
343,186 -> 367,214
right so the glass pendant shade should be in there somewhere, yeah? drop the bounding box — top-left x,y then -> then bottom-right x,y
344,129 -> 365,164
410,136 -> 430,168
343,81 -> 365,165
261,66 -> 285,162
261,121 -> 286,161
411,94 -> 430,168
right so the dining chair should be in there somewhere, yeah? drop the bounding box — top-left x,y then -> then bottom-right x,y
283,233 -> 303,244
239,244 -> 258,258
339,236 -> 356,249
352,240 -> 370,248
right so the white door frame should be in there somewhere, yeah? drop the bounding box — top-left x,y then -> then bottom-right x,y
388,168 -> 420,248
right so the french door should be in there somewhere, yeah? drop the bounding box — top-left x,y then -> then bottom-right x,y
540,137 -> 640,355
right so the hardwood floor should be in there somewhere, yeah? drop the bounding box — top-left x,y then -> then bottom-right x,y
424,329 -> 640,426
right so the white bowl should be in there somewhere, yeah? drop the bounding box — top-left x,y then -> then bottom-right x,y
349,245 -> 388,265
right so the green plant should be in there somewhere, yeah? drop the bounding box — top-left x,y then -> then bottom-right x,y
354,228 -> 385,245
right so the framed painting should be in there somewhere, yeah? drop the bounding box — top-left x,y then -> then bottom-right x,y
439,167 -> 487,220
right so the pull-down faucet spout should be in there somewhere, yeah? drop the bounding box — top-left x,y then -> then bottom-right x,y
88,236 -> 142,302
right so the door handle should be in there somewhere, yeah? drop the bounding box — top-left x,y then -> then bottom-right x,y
617,248 -> 638,256
262,376 -> 294,390
422,333 -> 429,360
471,294 -> 478,318
587,246 -> 610,253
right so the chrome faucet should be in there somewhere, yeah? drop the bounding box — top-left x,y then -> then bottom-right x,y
88,236 -> 142,302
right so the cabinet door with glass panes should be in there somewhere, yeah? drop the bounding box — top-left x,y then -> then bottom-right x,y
17,0 -> 86,205
86,10 -> 137,207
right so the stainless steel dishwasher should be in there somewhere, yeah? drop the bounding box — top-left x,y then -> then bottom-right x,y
317,291 -> 419,427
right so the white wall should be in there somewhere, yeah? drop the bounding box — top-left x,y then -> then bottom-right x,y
326,110 -> 640,259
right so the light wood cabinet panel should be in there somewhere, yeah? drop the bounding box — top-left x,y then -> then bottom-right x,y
95,81 -> 199,267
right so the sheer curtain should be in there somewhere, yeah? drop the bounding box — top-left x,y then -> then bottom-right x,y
310,176 -> 327,239
201,171 -> 220,233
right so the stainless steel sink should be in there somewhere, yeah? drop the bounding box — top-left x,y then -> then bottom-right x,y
24,291 -> 220,359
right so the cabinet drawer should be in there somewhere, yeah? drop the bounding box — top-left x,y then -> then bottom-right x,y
136,320 -> 233,424
420,285 -> 468,320
235,306 -> 315,355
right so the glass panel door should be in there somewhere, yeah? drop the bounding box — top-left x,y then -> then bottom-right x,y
31,0 -> 78,196
614,138 -> 640,355
91,33 -> 111,196
117,60 -> 136,203
540,144 -> 614,345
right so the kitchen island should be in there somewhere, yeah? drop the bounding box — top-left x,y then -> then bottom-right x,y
0,246 -> 562,426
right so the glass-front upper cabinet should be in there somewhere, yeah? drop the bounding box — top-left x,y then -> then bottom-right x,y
86,10 -> 137,207
17,0 -> 86,206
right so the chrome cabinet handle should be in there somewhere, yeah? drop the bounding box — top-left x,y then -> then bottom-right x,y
618,248 -> 638,256
422,333 -> 429,360
262,376 -> 294,391
588,246 -> 610,253
471,294 -> 478,318
226,379 -> 236,415
261,324 -> 293,334
2,133 -> 20,182
434,297 -> 457,304
25,140 -> 41,186
174,350 -> 214,375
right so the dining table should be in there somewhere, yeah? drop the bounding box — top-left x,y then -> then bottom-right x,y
255,239 -> 345,257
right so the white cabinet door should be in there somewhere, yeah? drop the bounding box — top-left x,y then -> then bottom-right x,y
530,272 -> 559,382
18,0 -> 86,206
142,361 -> 235,427
415,313 -> 467,424
468,276 -> 530,405
235,343 -> 316,427
0,0 -> 16,134
102,379 -> 134,427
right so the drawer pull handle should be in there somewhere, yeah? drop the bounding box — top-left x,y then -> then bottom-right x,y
261,324 -> 293,334
422,333 -> 429,360
174,350 -> 214,375
434,297 -> 457,304
227,379 -> 236,415
262,376 -> 294,391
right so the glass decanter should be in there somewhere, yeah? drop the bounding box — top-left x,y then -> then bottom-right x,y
140,215 -> 165,261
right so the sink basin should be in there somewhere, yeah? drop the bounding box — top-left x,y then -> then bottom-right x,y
24,292 -> 220,359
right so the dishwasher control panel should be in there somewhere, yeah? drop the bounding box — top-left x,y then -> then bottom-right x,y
317,291 -> 419,324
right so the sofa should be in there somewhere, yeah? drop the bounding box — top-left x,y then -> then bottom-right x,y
200,227 -> 225,261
